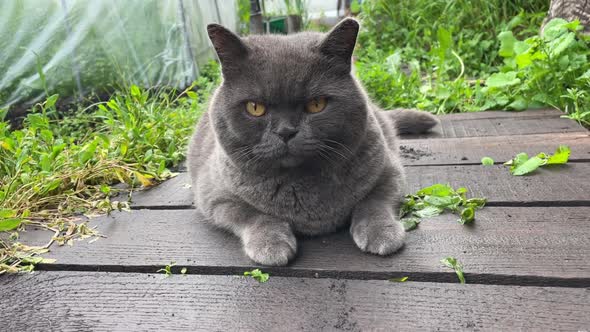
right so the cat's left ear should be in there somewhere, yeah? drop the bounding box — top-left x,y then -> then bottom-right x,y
319,18 -> 359,67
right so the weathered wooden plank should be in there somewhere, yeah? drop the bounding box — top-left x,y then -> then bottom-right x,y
173,110 -> 587,171
433,108 -> 564,120
130,163 -> 590,208
400,132 -> 590,165
1,272 -> 588,331
22,207 -> 590,283
402,109 -> 587,139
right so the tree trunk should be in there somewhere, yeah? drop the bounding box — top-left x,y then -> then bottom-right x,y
543,0 -> 590,33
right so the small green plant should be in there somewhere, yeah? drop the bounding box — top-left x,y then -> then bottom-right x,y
481,157 -> 494,165
157,261 -> 176,277
244,268 -> 270,283
440,256 -> 466,284
504,145 -> 570,175
400,184 -> 486,226
401,217 -> 420,231
389,276 -> 409,282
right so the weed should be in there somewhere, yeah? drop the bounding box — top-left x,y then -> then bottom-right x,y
0,62 -> 220,274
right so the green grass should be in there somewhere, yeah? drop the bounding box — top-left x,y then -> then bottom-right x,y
355,0 -> 590,126
0,62 -> 220,274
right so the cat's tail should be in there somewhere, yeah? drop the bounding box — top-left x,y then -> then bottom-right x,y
389,109 -> 439,135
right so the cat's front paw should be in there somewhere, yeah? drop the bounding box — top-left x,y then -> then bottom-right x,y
351,217 -> 405,255
242,222 -> 297,266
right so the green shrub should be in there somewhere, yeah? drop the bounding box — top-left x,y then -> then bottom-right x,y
355,0 -> 590,125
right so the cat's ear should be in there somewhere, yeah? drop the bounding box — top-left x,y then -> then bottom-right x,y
319,18 -> 359,67
207,24 -> 248,76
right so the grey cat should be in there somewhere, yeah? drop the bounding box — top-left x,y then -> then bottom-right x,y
187,18 -> 438,266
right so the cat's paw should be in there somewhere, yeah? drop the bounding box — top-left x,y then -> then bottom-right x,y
242,223 -> 297,266
350,217 -> 405,255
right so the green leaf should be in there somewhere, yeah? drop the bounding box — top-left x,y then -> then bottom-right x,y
546,145 -> 570,164
465,198 -> 487,209
423,195 -> 454,208
512,155 -> 546,176
416,184 -> 453,197
481,157 -> 494,166
414,205 -> 443,218
458,207 -> 475,225
498,31 -> 516,57
401,218 -> 420,231
504,152 -> 528,168
45,179 -> 62,192
486,72 -> 521,88
549,32 -> 575,57
180,267 -> 187,275
186,91 -> 198,100
0,218 -> 22,232
0,209 -> 16,219
157,261 -> 176,277
21,256 -> 43,264
130,85 -> 141,98
403,184 -> 486,223
543,18 -> 569,40
440,257 -> 465,284
45,94 -> 59,109
507,97 -> 528,111
244,268 -> 269,283
437,27 -> 452,52
389,276 -> 409,282
78,140 -> 98,164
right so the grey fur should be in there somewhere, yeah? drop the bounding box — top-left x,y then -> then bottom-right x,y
187,19 -> 438,266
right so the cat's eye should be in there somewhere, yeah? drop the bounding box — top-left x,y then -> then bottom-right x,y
306,97 -> 327,114
246,101 -> 266,117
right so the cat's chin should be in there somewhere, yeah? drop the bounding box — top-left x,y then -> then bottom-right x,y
279,155 -> 304,168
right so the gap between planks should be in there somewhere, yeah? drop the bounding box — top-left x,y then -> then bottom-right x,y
128,163 -> 590,208
33,262 -> 590,288
19,207 -> 590,288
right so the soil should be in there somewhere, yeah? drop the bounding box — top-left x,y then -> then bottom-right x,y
399,145 -> 432,161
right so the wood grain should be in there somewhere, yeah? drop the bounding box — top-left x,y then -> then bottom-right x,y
399,132 -> 590,166
1,272 -> 589,331
20,207 -> 590,283
130,163 -> 590,208
401,109 -> 587,139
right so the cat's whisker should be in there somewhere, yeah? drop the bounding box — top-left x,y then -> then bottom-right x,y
319,142 -> 349,162
323,139 -> 354,157
316,144 -> 341,167
316,148 -> 338,168
233,146 -> 254,164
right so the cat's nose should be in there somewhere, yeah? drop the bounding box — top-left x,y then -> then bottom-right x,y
276,126 -> 298,142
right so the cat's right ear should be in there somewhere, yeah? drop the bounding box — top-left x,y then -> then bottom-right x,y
207,24 -> 248,76
319,18 -> 359,69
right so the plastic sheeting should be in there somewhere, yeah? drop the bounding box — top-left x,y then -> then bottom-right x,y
0,0 -> 237,108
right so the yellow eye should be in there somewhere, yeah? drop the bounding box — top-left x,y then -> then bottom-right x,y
246,101 -> 266,117
306,97 -> 327,114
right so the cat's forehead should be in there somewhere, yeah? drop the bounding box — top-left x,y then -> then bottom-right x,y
230,33 -> 337,101
243,32 -> 324,57
241,33 -> 325,74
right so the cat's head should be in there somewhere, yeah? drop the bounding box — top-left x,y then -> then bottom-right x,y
207,19 -> 367,171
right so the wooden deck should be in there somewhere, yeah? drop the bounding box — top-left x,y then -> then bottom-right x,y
2,109 -> 590,330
